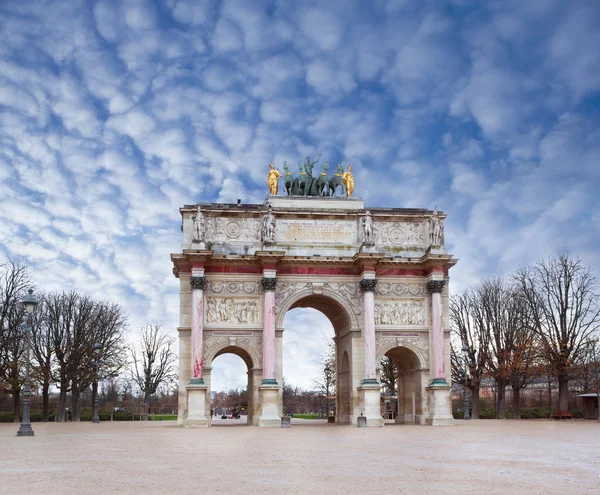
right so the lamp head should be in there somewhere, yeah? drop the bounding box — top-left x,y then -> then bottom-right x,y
22,289 -> 38,315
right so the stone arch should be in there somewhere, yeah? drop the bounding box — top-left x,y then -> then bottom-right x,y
205,342 -> 261,426
376,338 -> 428,371
277,290 -> 356,424
204,337 -> 261,371
338,351 -> 351,423
275,285 -> 359,333
378,344 -> 427,424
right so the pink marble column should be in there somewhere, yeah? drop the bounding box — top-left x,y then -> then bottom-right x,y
261,277 -> 277,384
360,278 -> 378,384
190,276 -> 206,384
427,279 -> 447,386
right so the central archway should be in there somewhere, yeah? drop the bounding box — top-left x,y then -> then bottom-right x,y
276,289 -> 359,424
203,343 -> 260,426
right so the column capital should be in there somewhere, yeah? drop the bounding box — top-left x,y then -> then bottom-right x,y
359,278 -> 378,293
426,279 -> 445,294
261,277 -> 277,291
190,276 -> 206,291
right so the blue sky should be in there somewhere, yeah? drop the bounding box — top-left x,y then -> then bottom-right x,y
1,0 -> 599,391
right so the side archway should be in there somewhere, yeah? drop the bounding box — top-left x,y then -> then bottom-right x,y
378,344 -> 428,425
203,341 -> 261,426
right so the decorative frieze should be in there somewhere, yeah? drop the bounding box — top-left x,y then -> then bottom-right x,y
374,300 -> 426,326
205,280 -> 260,294
190,276 -> 206,291
426,280 -> 446,294
376,283 -> 427,297
205,297 -> 260,325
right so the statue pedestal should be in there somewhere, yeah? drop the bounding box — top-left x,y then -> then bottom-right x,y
425,384 -> 454,426
185,383 -> 208,427
258,383 -> 281,428
358,381 -> 384,427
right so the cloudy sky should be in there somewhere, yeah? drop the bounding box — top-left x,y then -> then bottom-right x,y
1,0 -> 599,391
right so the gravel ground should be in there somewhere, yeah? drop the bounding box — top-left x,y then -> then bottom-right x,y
1,419 -> 599,495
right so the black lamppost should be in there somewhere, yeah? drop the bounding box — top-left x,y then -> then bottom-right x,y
17,289 -> 38,437
461,344 -> 471,420
91,342 -> 102,424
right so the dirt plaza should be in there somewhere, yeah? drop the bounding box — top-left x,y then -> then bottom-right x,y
1,420 -> 599,495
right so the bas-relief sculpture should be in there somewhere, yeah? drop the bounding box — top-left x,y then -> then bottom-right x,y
204,217 -> 261,243
273,281 -> 362,317
376,221 -> 424,247
374,300 -> 426,326
205,297 -> 260,325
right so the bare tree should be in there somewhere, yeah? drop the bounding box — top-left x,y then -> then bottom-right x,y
30,294 -> 54,421
129,324 -> 177,420
0,261 -> 31,421
312,338 -> 336,416
449,290 -> 488,419
379,356 -> 397,396
46,291 -> 127,421
514,253 -> 600,411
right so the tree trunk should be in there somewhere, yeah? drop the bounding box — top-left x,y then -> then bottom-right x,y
42,381 -> 50,422
12,391 -> 21,423
144,391 -> 151,421
557,374 -> 569,411
72,380 -> 81,422
547,376 -> 552,411
470,387 -> 480,419
512,386 -> 521,419
58,379 -> 68,422
496,379 -> 506,419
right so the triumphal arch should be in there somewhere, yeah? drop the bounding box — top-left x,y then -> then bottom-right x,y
171,163 -> 456,427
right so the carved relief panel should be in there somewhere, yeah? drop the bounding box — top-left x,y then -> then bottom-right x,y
205,296 -> 261,326
204,217 -> 261,244
375,221 -> 425,247
374,299 -> 426,327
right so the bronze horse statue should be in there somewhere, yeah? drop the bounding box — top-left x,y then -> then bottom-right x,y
313,162 -> 330,196
291,161 -> 309,195
282,161 -> 294,195
328,163 -> 346,196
